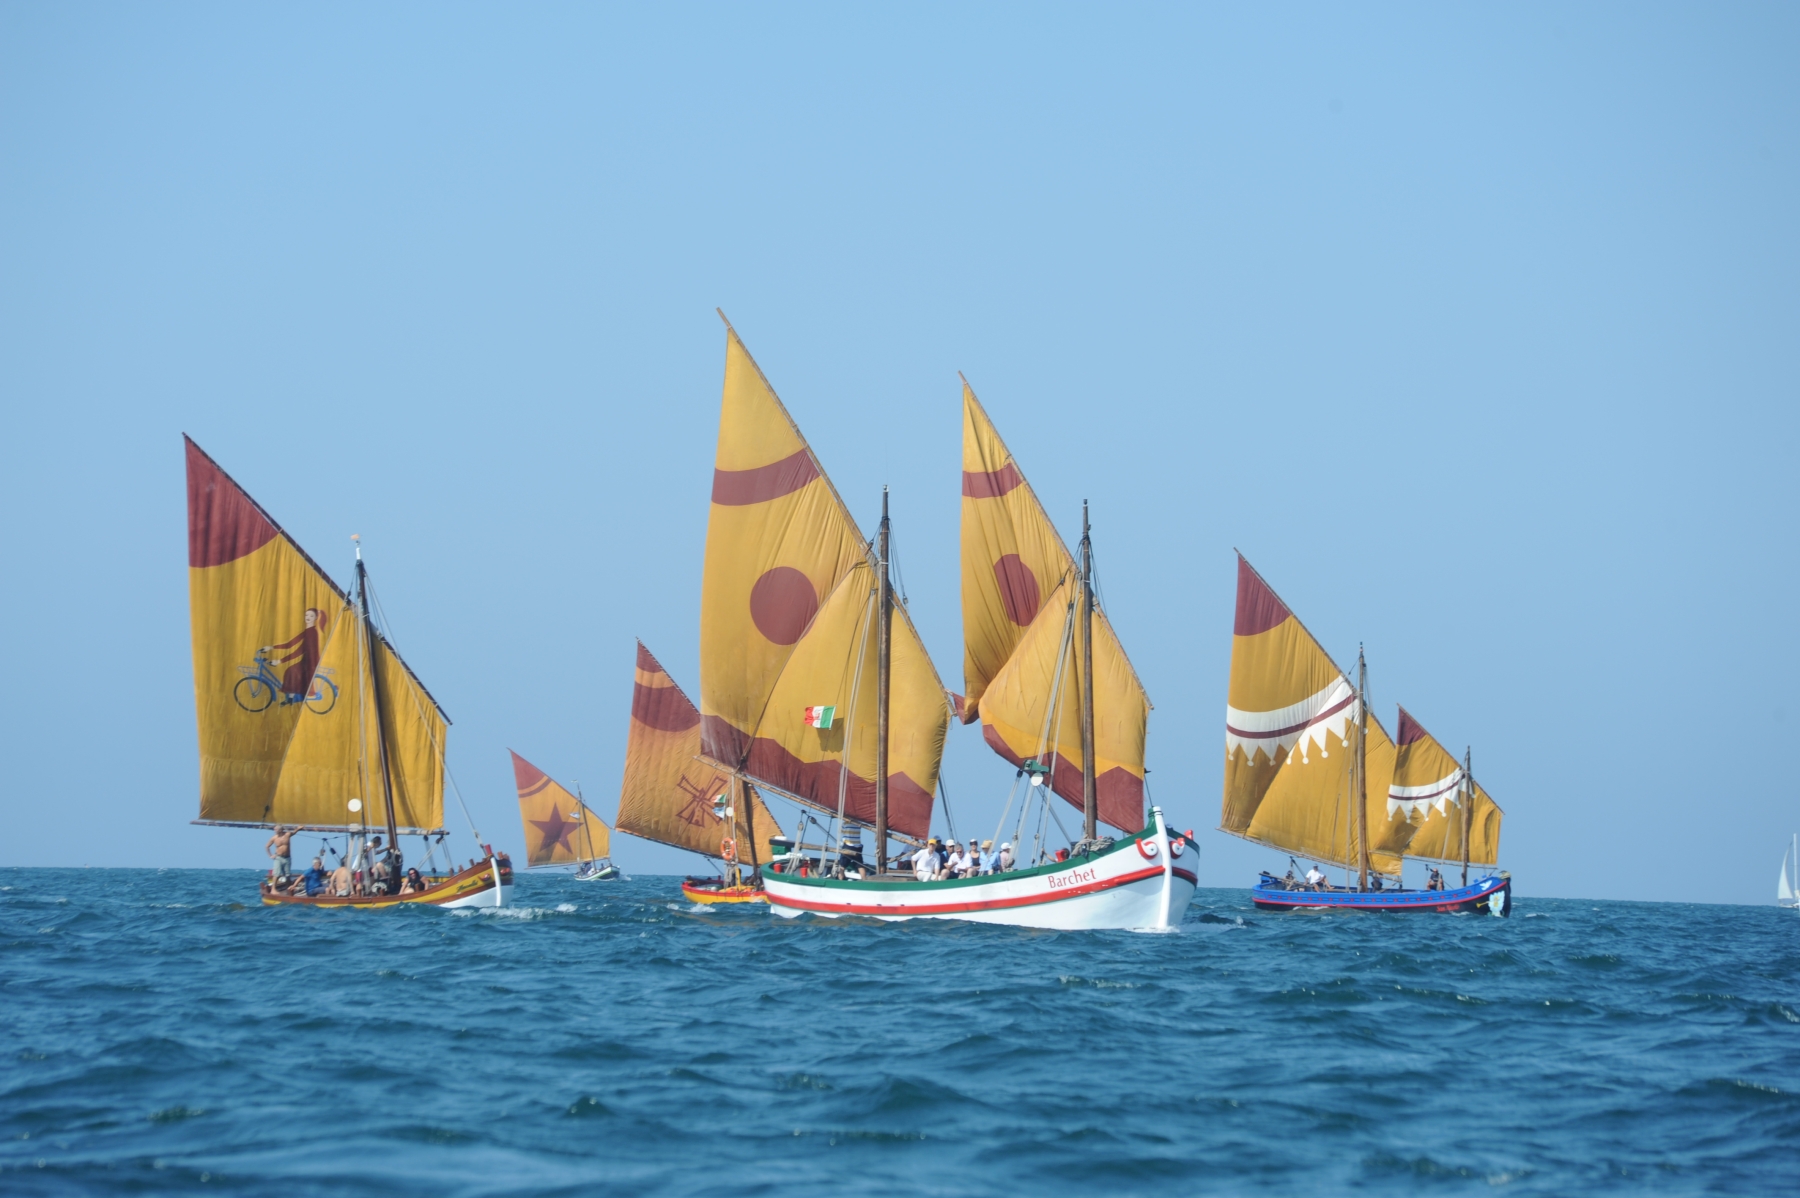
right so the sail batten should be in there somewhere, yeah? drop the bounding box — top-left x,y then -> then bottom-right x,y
959,382 -> 1150,832
697,326 -> 947,839
1220,555 -> 1412,875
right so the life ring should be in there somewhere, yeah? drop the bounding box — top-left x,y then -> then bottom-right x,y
720,838 -> 737,862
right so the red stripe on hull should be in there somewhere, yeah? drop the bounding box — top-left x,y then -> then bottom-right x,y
768,865 -> 1167,917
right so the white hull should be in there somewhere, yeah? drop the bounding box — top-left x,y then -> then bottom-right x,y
762,807 -> 1196,931
437,881 -> 513,909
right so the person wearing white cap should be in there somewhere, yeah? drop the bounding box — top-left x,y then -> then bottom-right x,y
998,841 -> 1016,872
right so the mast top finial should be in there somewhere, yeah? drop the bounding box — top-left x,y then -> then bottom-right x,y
351,533 -> 362,561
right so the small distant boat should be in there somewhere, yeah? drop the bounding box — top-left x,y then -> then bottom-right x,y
183,437 -> 508,910
1220,555 -> 1509,915
511,751 -> 618,882
614,640 -> 786,906
1780,834 -> 1798,911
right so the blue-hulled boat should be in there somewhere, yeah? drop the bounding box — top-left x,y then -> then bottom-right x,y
1253,871 -> 1511,916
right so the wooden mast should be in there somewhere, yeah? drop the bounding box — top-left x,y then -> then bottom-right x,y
874,487 -> 892,873
1079,501 -> 1097,844
1460,746 -> 1473,886
1354,647 -> 1369,891
355,541 -> 402,886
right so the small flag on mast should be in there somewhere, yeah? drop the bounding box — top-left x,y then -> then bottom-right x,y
804,705 -> 836,729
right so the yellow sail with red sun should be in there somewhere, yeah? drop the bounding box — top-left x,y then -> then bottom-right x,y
697,323 -> 948,839
1388,707 -> 1503,866
1220,555 -> 1411,875
959,382 -> 1149,832
617,641 -> 783,865
512,751 -> 611,867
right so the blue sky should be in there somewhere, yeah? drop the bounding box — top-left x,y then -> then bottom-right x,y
2,4 -> 1795,903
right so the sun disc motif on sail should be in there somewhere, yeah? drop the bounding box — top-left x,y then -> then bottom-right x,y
749,566 -> 819,646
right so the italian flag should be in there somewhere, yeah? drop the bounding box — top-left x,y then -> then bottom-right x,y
804,705 -> 836,729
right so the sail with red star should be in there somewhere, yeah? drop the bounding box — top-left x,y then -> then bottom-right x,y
511,751 -> 611,868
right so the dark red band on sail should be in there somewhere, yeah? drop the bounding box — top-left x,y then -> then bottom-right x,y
1396,705 -> 1428,747
1234,554 -> 1292,637
510,750 -> 551,796
701,715 -> 934,838
962,463 -> 1024,499
633,680 -> 702,733
186,437 -> 279,567
635,640 -> 662,674
712,449 -> 820,506
980,724 -> 1144,833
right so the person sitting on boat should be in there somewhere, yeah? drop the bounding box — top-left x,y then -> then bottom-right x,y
300,857 -> 329,897
1283,861 -> 1300,889
1055,848 -> 1070,863
1427,867 -> 1445,892
1304,863 -> 1326,890
955,844 -> 980,879
998,842 -> 1015,871
331,858 -> 355,897
912,840 -> 938,882
978,839 -> 998,874
1370,873 -> 1385,891
400,867 -> 426,894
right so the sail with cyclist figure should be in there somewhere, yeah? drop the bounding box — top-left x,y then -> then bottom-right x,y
185,436 -> 511,909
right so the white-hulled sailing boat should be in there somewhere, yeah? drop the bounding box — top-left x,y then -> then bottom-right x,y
511,751 -> 618,880
1780,834 -> 1798,910
184,437 -> 510,909
613,641 -> 785,904
755,369 -> 1196,930
1221,554 -> 1510,915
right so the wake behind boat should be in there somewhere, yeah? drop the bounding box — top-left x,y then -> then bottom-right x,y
184,437 -> 508,909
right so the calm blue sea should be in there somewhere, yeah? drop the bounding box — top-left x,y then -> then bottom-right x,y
1,869 -> 1795,1196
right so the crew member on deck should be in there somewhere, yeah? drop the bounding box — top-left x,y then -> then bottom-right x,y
1305,863 -> 1326,890
266,825 -> 306,881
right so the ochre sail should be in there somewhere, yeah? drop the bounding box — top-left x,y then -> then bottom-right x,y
188,438 -> 447,831
188,437 -> 349,825
251,586 -> 447,832
619,641 -> 783,865
1221,555 -> 1412,874
1389,707 -> 1503,866
959,382 -> 1150,831
697,325 -> 948,838
512,751 -> 611,867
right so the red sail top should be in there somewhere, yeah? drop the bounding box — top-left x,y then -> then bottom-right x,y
1233,554 -> 1291,637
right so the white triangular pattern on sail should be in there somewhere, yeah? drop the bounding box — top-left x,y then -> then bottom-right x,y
1225,676 -> 1355,765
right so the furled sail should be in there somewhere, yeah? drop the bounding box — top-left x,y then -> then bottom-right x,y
1220,555 -> 1412,875
1390,707 -> 1502,866
186,437 -> 447,831
512,751 -> 610,867
697,324 -> 948,838
959,382 -> 1150,832
618,641 -> 783,865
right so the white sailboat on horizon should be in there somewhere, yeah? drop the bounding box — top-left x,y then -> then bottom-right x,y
1779,833 -> 1798,911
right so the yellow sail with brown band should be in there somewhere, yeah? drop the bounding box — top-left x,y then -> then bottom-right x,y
512,750 -> 610,867
1389,706 -> 1503,866
617,641 -> 782,865
697,321 -> 947,839
959,382 -> 1150,832
186,437 -> 448,832
1221,555 -> 1412,875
